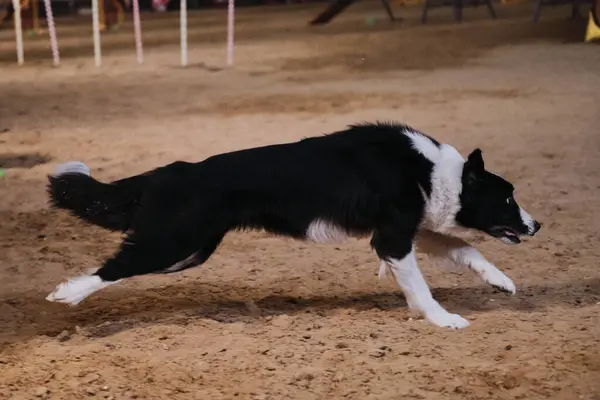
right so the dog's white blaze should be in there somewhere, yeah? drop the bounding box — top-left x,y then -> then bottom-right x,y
46,275 -> 118,306
52,161 -> 91,177
384,248 -> 470,329
519,207 -> 536,234
306,219 -> 348,243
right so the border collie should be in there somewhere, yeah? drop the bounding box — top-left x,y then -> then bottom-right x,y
45,122 -> 541,329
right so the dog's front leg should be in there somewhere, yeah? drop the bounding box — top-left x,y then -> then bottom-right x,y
372,229 -> 470,329
416,230 -> 516,294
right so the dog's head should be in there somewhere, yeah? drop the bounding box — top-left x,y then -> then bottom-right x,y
456,149 -> 541,244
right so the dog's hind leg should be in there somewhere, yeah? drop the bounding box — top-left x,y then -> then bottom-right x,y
46,231 -> 226,306
371,226 -> 470,329
416,230 -> 516,294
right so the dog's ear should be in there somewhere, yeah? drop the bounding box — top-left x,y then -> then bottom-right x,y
466,148 -> 485,171
463,148 -> 485,187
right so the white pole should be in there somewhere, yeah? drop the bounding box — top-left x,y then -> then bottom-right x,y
180,0 -> 187,66
132,0 -> 143,64
226,0 -> 234,66
12,0 -> 24,65
91,0 -> 101,67
43,0 -> 60,67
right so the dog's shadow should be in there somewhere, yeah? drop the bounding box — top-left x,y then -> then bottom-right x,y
1,276 -> 599,344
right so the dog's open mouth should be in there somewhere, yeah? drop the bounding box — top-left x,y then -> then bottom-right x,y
489,227 -> 521,244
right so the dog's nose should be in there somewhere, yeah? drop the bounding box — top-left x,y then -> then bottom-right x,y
531,221 -> 541,235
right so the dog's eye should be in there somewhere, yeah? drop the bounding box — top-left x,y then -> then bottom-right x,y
506,197 -> 513,204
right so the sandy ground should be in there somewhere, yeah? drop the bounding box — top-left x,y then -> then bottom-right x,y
1,2 -> 600,399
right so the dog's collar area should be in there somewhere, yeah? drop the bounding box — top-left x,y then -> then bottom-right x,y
420,146 -> 465,233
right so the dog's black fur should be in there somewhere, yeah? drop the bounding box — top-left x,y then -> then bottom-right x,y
47,122 -> 540,285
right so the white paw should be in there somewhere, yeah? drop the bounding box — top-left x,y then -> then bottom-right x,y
378,261 -> 392,280
425,309 -> 470,329
481,268 -> 516,295
46,275 -> 116,306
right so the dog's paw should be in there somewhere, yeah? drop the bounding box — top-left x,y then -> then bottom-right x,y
46,275 -> 114,306
378,261 -> 392,280
482,269 -> 516,295
425,310 -> 470,329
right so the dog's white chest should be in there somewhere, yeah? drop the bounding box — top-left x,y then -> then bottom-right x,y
420,145 -> 464,234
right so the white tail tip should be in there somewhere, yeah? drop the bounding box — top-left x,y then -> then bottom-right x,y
52,161 -> 91,177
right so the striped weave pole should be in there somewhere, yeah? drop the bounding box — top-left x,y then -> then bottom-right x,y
42,0 -> 60,66
180,0 -> 187,66
132,0 -> 143,64
12,0 -> 24,65
226,0 -> 234,66
91,0 -> 102,67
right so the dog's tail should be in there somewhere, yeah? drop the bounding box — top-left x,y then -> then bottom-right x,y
47,161 -> 147,232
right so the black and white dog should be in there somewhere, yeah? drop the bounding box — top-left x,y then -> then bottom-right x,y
45,122 -> 541,329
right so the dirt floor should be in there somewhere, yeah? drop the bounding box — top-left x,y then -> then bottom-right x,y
1,2 -> 600,399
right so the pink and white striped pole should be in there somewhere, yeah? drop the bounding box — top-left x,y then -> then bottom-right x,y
226,0 -> 234,66
42,0 -> 60,66
132,0 -> 143,64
